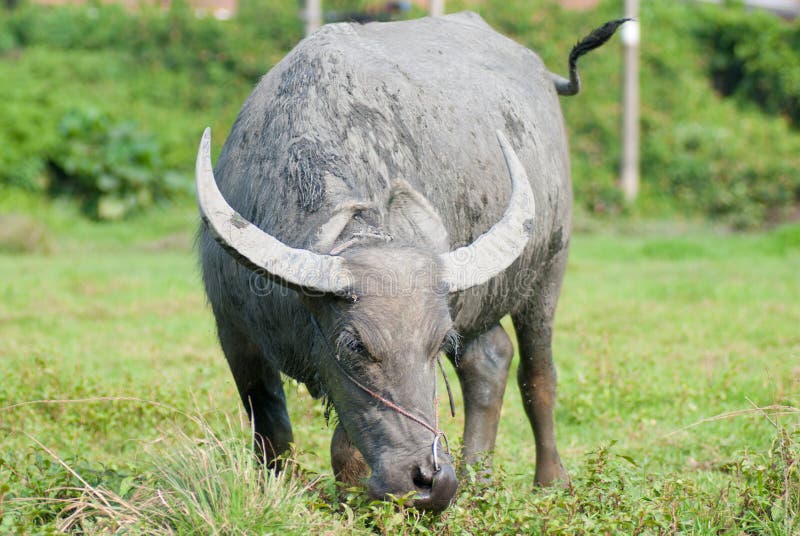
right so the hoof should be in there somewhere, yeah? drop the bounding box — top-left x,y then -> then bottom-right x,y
534,460 -> 570,488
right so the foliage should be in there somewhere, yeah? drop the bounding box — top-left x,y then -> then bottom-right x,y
735,427 -> 800,534
696,5 -> 800,127
0,450 -> 137,534
46,108 -> 185,220
644,113 -> 800,229
3,0 -> 301,81
0,0 -> 799,225
0,0 -> 300,216
450,0 -> 800,227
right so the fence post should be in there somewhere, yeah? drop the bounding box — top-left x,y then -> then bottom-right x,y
430,0 -> 444,17
305,0 -> 322,36
620,2 -> 639,202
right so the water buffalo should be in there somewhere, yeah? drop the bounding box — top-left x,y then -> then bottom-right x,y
197,12 -> 625,511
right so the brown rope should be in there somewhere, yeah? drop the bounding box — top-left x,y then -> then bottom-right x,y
437,355 -> 456,418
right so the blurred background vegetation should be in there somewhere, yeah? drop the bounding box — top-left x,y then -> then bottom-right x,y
0,0 -> 798,226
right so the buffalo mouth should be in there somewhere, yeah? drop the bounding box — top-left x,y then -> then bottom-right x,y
367,458 -> 458,512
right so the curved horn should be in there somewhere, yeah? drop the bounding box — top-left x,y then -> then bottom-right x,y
196,128 -> 353,294
439,131 -> 535,292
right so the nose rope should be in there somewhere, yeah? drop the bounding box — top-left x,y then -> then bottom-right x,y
437,355 -> 456,419
309,314 -> 451,472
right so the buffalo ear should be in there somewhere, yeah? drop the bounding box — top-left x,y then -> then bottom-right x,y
385,180 -> 449,253
314,201 -> 377,253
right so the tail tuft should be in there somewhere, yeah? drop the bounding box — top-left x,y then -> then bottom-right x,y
554,18 -> 631,97
569,18 -> 631,69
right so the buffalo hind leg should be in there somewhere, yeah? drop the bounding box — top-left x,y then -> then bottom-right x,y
217,325 -> 294,469
330,423 -> 369,485
512,251 -> 569,486
453,323 -> 514,473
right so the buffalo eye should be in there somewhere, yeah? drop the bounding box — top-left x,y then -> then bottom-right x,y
439,329 -> 461,358
337,330 -> 367,357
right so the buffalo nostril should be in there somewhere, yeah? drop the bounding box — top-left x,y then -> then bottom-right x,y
413,465 -> 434,490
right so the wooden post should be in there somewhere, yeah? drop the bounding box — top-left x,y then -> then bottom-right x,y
430,0 -> 444,17
305,0 -> 322,36
620,3 -> 639,202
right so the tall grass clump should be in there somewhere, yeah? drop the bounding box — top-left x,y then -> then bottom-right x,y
734,418 -> 800,534
1,406 -> 352,535
55,414 -> 348,534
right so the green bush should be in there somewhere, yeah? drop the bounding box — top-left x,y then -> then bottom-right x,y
1,0 -> 799,227
0,1 -> 300,214
697,6 -> 800,127
47,108 -> 186,220
453,0 -> 800,227
645,116 -> 799,229
3,0 -> 301,82
637,2 -> 800,228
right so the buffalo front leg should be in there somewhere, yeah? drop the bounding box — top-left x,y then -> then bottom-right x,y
330,422 -> 369,485
239,369 -> 294,469
512,252 -> 570,486
453,323 -> 514,471
217,326 -> 294,469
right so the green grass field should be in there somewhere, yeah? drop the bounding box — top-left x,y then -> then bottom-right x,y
1,197 -> 798,534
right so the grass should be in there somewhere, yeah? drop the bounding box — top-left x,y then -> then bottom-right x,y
0,196 -> 798,534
